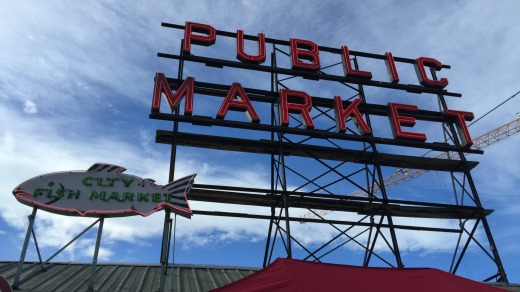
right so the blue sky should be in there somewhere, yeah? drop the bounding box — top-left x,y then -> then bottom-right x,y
1,0 -> 519,284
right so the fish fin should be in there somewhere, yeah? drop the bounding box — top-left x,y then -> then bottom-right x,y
87,163 -> 126,173
163,174 -> 197,215
163,174 -> 196,193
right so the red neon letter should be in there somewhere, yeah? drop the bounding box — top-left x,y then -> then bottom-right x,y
217,83 -> 260,123
385,52 -> 399,84
236,30 -> 266,64
414,57 -> 449,88
290,38 -> 321,71
151,73 -> 194,115
445,109 -> 474,146
183,22 -> 216,54
279,89 -> 314,129
388,103 -> 427,141
333,97 -> 371,135
341,46 -> 372,80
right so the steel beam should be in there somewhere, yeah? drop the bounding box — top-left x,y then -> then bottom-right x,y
88,217 -> 104,292
188,186 -> 492,220
13,207 -> 37,289
156,131 -> 480,171
151,114 -> 483,155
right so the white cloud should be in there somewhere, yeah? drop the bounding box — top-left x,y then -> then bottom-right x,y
0,96 -> 273,260
23,100 -> 38,114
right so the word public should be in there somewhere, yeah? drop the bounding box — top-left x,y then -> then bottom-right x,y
153,22 -> 474,146
181,21 -> 448,88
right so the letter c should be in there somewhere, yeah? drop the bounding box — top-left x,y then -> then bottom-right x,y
82,177 -> 93,186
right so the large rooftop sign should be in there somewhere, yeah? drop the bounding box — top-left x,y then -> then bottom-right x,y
145,22 -> 508,283
13,163 -> 196,218
152,22 -> 476,149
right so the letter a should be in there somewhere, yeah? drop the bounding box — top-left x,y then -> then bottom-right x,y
217,83 -> 260,123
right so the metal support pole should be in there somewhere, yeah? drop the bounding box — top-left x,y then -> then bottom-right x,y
263,207 -> 275,267
271,43 -> 292,258
13,207 -> 37,289
263,44 -> 277,268
88,217 -> 104,292
170,214 -> 178,292
363,217 -> 374,266
431,69 -> 508,282
282,194 -> 292,258
164,218 -> 173,272
354,56 -> 403,268
160,40 -> 185,292
45,219 -> 100,264
31,227 -> 43,269
158,209 -> 171,292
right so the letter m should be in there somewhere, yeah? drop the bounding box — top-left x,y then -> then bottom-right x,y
151,73 -> 194,115
90,191 -> 106,200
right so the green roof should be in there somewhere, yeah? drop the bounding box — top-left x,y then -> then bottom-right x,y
0,261 -> 258,291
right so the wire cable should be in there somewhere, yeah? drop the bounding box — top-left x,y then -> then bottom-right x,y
418,90 -> 520,158
468,89 -> 520,127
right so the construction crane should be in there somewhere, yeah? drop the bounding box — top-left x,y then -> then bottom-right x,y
300,117 -> 520,221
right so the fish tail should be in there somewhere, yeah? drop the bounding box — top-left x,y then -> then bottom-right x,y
162,174 -> 196,216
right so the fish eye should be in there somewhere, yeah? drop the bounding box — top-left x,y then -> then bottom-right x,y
48,182 -> 54,187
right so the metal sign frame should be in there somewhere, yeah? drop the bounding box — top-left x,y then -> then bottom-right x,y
151,22 -> 508,287
12,207 -> 105,291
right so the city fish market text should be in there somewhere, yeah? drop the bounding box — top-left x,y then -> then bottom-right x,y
32,176 -> 177,204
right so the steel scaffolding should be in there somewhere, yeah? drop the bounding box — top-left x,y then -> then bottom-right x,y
153,22 -> 508,286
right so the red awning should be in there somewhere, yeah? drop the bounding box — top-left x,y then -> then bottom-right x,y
212,258 -> 504,292
0,275 -> 13,292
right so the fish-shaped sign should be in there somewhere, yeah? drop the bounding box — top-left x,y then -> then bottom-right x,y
13,163 -> 196,218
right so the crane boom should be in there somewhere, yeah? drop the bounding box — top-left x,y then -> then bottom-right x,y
301,117 -> 520,220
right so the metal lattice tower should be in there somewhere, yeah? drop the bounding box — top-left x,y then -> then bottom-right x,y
152,22 -> 509,284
